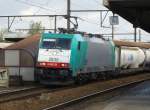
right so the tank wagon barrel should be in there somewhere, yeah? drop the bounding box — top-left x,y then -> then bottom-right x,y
113,40 -> 150,69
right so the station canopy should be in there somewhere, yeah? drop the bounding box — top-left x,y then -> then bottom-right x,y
104,0 -> 150,33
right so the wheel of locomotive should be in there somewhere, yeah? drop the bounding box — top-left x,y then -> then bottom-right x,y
74,74 -> 84,85
91,73 -> 98,80
99,72 -> 106,80
103,71 -> 112,79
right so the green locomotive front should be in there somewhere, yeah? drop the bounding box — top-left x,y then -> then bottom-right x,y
36,33 -> 115,85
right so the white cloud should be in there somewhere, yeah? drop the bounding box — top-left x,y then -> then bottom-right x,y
20,7 -> 37,15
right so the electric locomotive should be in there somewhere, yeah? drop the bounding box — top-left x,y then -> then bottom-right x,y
36,33 -> 150,85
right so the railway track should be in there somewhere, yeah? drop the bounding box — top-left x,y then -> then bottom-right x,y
0,85 -> 81,104
0,86 -> 48,103
42,78 -> 150,110
0,73 -> 149,110
0,85 -> 74,103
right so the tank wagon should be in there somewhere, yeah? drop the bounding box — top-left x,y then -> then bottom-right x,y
36,33 -> 150,85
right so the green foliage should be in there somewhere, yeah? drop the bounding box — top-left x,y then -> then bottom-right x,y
0,28 -> 8,42
28,21 -> 44,35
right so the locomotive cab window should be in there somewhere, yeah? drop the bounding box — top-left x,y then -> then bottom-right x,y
42,38 -> 71,50
42,39 -> 56,49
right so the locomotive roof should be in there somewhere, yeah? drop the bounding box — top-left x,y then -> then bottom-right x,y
114,40 -> 150,49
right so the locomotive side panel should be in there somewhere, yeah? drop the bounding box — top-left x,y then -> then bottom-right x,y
83,38 -> 115,73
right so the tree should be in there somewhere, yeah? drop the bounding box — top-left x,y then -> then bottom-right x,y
0,28 -> 8,42
28,21 -> 44,35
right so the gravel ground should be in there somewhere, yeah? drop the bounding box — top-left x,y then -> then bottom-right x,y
0,74 -> 150,110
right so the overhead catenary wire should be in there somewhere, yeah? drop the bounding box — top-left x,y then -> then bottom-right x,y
15,0 -> 61,14
93,0 -> 103,5
25,0 -> 50,6
14,0 -> 102,31
93,0 -> 100,4
45,0 -> 50,6
78,17 -> 100,26
33,8 -> 41,15
13,0 -> 108,33
71,1 -> 96,10
25,0 -> 47,15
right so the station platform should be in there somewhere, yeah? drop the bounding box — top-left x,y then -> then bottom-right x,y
62,80 -> 150,110
103,80 -> 150,110
104,0 -> 150,33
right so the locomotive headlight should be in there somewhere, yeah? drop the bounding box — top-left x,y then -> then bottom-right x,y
61,64 -> 65,67
43,63 -> 46,66
40,62 -> 46,66
54,63 -> 58,66
61,63 -> 69,68
64,64 -> 67,67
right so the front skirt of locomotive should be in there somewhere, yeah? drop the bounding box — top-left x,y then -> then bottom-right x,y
36,68 -> 74,85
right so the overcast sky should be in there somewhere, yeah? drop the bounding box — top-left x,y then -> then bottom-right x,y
0,0 -> 150,41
